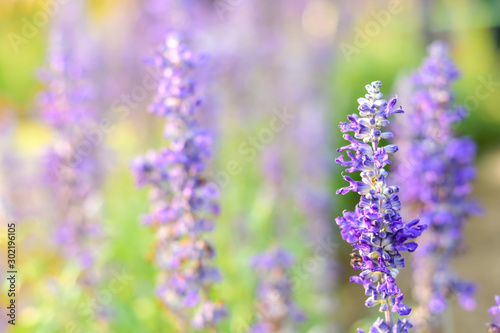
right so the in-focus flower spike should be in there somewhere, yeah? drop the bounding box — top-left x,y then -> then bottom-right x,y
487,296 -> 500,332
335,81 -> 427,332
248,246 -> 305,333
131,33 -> 226,330
392,41 -> 481,329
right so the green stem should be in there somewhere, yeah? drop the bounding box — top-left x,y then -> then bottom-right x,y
443,305 -> 454,333
385,298 -> 394,329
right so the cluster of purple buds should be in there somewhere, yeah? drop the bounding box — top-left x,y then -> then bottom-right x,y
488,296 -> 500,333
248,246 -> 305,333
335,81 -> 427,332
131,33 -> 227,330
394,42 -> 480,321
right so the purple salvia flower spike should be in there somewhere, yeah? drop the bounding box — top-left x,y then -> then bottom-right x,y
39,0 -> 105,280
131,33 -> 227,330
248,246 -> 305,333
336,81 -> 427,332
392,41 -> 481,330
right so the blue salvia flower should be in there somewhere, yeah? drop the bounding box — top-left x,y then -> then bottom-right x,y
392,42 -> 481,326
335,81 -> 427,332
488,296 -> 500,332
248,246 -> 305,333
131,33 -> 227,330
39,5 -> 104,273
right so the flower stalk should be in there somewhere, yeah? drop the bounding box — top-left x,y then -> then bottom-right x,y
393,42 -> 481,329
335,81 -> 427,332
131,33 -> 227,330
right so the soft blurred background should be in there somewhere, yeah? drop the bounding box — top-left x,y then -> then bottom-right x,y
0,0 -> 499,332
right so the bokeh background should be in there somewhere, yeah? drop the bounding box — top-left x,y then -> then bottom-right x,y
0,0 -> 499,332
